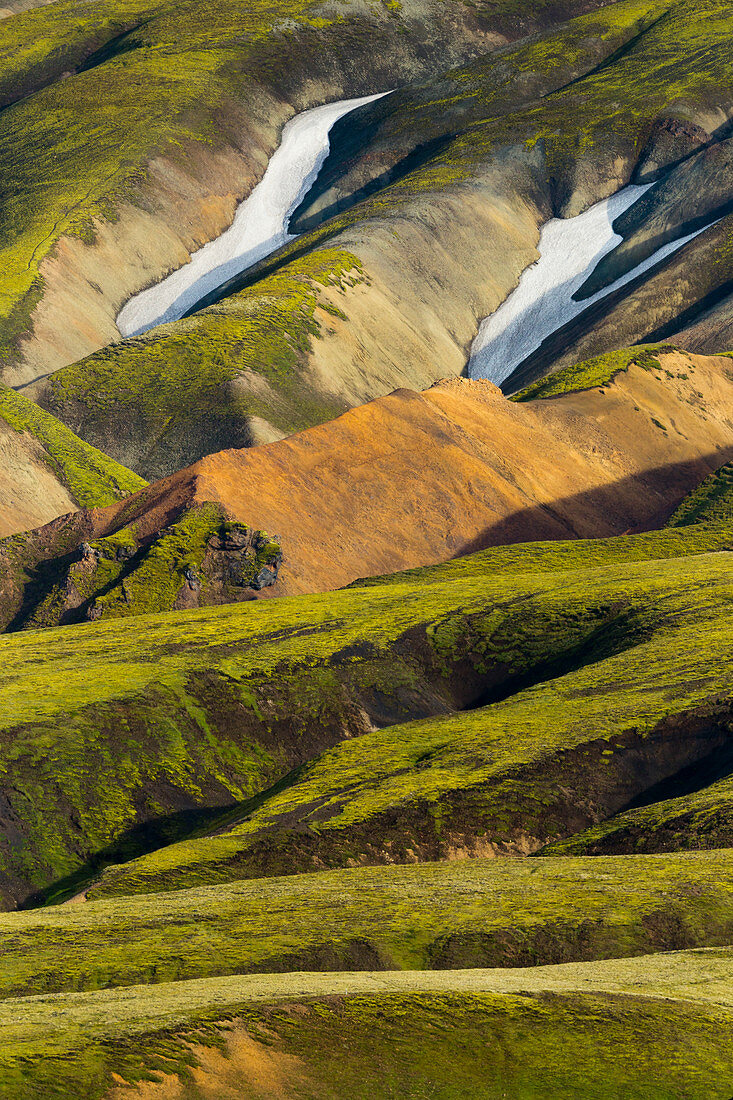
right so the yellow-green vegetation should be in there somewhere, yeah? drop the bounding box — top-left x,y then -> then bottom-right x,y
0,0 -> 589,369
1,851 -> 732,994
668,460 -> 733,526
511,345 -> 675,401
0,384 -> 145,506
286,0 -> 733,257
36,0 -> 733,469
2,951 -> 733,1099
45,249 -> 361,475
0,516 -> 731,906
0,0 -> 348,356
82,535 -> 733,895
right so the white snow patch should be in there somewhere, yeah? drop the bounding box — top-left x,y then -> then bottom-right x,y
117,92 -> 389,338
468,184 -> 715,386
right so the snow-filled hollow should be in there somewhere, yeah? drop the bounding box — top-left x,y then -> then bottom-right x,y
117,92 -> 390,338
468,184 -> 716,386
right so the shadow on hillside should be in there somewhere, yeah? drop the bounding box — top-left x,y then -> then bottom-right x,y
451,449 -> 733,559
25,765 -> 306,910
21,452 -> 733,910
500,223 -> 730,393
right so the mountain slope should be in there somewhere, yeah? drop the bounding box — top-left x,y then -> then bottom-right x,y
3,346 -> 732,630
3,950 -> 733,1099
0,512 -> 731,907
0,0 -> 600,390
28,0 -> 733,473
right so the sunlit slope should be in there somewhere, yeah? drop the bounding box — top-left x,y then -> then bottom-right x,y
0,0 -> 596,386
2,851 -> 733,994
4,348 -> 733,627
0,384 -> 145,536
2,950 -> 733,1100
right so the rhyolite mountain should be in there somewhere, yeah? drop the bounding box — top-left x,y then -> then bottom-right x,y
2,0 -> 733,1097
13,0 -> 733,476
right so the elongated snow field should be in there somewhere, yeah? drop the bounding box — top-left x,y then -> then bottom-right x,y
117,92 -> 388,337
468,185 -> 714,385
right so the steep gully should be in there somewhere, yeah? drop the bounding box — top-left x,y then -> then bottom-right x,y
117,94 -> 725,380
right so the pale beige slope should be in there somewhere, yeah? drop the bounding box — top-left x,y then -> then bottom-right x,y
0,419 -> 77,536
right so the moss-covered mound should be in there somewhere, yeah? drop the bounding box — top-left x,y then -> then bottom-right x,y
2,501 -> 283,631
2,951 -> 733,1100
3,851 -> 733,994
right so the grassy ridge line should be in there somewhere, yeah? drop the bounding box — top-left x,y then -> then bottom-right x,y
349,520 -> 733,588
44,249 -> 360,468
0,525 -> 731,903
1,851 -> 733,996
510,345 -> 677,401
0,384 -> 145,507
2,951 -> 733,1100
668,460 -> 733,526
3,523 -> 730,731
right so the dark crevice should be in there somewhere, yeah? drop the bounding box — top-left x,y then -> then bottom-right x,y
289,130 -> 456,234
75,24 -> 148,74
642,277 -> 733,344
621,740 -> 733,812
468,606 -> 653,711
29,765 -> 308,908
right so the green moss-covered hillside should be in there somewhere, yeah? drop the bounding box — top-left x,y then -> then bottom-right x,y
2,501 -> 283,632
2,951 -> 733,1100
3,850 -> 733,995
0,514 -> 730,907
43,249 -> 360,476
668,459 -> 733,526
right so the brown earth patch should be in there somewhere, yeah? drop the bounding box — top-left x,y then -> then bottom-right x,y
106,1021 -> 312,1100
